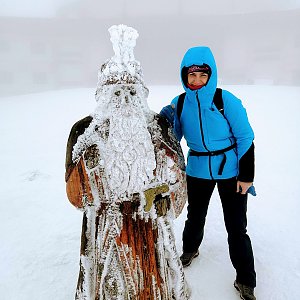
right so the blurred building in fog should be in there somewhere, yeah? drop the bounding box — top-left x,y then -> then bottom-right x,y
0,17 -> 101,96
0,8 -> 299,96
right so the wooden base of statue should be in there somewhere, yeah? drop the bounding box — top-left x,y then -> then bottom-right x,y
75,206 -> 176,299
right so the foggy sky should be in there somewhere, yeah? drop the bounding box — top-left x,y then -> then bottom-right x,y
1,1 -> 300,96
1,0 -> 300,18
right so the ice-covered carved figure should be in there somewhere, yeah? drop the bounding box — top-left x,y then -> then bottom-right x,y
65,24 -> 189,300
109,24 -> 138,65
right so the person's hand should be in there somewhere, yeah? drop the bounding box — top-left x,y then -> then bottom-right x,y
160,104 -> 175,125
236,181 -> 253,195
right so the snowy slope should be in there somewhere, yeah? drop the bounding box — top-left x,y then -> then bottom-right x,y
0,85 -> 300,299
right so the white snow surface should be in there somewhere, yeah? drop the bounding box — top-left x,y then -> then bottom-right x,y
0,85 -> 300,300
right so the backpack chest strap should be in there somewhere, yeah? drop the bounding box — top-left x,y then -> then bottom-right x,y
189,143 -> 236,157
189,143 -> 236,175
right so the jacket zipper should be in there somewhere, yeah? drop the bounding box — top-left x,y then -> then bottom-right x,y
196,91 -> 214,179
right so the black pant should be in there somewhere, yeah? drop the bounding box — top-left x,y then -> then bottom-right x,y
182,175 -> 256,288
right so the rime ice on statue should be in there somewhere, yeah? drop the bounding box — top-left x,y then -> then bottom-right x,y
65,24 -> 189,300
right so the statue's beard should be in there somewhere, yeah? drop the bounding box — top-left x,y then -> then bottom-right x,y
100,98 -> 156,199
72,84 -> 157,199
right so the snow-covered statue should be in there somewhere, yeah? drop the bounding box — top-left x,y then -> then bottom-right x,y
65,24 -> 189,300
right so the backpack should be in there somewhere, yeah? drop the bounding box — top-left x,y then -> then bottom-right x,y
176,88 -> 224,120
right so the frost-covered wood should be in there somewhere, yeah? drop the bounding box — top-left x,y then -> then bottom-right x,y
65,24 -> 190,300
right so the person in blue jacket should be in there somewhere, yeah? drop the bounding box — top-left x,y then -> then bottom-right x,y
160,46 -> 256,300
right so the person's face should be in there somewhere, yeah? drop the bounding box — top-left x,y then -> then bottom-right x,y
187,72 -> 209,86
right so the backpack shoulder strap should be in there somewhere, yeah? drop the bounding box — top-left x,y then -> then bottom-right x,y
177,92 -> 186,120
213,88 -> 234,136
213,88 -> 224,116
177,88 -> 224,119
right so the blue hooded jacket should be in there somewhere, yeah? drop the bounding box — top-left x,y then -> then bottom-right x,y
170,46 -> 254,180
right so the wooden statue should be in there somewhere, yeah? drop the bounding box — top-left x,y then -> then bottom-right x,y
65,24 -> 190,300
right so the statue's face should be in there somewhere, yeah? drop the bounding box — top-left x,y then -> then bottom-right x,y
109,84 -> 144,117
111,84 -> 138,108
96,83 -> 149,114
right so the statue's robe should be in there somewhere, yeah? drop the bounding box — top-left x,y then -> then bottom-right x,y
65,114 -> 189,300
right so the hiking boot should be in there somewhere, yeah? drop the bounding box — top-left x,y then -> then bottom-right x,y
234,281 -> 256,300
180,250 -> 199,267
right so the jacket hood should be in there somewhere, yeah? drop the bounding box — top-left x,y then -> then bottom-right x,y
180,46 -> 217,97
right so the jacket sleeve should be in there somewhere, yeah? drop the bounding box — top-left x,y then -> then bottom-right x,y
170,96 -> 183,141
238,142 -> 255,182
222,90 -> 255,182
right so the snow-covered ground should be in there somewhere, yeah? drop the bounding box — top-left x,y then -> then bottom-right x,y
0,85 -> 300,299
